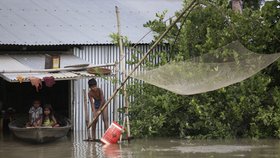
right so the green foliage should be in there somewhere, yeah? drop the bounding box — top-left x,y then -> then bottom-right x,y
127,0 -> 280,138
243,0 -> 263,10
109,32 -> 131,47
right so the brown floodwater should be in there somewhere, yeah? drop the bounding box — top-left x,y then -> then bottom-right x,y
1,131 -> 280,158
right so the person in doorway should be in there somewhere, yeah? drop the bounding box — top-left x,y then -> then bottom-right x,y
88,78 -> 108,140
26,98 -> 43,127
42,104 -> 59,127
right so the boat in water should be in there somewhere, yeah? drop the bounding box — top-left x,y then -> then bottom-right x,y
8,116 -> 71,143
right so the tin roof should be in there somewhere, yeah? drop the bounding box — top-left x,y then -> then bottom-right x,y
0,55 -> 31,71
0,0 -> 182,46
2,72 -> 80,82
0,54 -> 96,82
9,54 -> 91,69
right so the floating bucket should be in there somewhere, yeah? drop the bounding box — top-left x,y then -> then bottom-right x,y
100,122 -> 123,145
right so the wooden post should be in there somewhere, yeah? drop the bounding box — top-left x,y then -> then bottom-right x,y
88,0 -> 197,129
0,118 -> 3,132
83,89 -> 91,140
232,0 -> 242,13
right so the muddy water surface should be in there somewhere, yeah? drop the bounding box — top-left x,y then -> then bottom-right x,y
0,132 -> 280,158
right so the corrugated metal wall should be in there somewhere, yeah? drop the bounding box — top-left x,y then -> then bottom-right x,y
73,44 -> 167,139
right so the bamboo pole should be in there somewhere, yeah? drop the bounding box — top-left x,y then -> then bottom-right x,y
88,0 -> 197,129
115,6 -> 131,141
113,61 -> 119,121
115,6 -> 127,111
0,63 -> 116,73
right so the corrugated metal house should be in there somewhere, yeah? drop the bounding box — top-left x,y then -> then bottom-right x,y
0,0 -> 182,138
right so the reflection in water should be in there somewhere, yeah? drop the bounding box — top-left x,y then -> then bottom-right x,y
102,144 -> 121,158
1,131 -> 280,158
172,145 -> 255,153
73,131 -> 104,158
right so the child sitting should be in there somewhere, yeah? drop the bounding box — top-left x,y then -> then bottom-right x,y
26,98 -> 43,127
42,104 -> 59,127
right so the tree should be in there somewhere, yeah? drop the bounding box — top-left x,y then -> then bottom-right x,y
128,0 -> 280,138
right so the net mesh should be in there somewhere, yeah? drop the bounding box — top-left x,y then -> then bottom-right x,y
132,41 -> 280,95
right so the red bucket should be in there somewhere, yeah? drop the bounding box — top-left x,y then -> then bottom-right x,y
100,121 -> 123,145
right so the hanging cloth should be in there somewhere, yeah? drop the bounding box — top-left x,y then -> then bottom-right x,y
43,76 -> 56,87
29,77 -> 42,92
16,75 -> 25,83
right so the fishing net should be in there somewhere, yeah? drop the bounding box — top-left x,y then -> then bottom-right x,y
132,41 -> 280,95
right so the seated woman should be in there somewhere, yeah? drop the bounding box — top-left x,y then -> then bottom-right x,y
42,104 -> 59,127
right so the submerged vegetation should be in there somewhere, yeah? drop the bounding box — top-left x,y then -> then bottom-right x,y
126,0 -> 280,139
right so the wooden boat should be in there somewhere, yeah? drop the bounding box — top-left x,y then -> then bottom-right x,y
8,116 -> 71,143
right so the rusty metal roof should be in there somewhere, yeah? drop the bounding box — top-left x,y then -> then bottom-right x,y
0,0 -> 182,46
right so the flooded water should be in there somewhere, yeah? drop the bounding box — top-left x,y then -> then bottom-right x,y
1,131 -> 280,158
